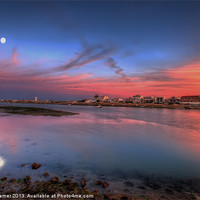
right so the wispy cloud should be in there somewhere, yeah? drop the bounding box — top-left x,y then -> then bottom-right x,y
52,43 -> 116,72
104,57 -> 129,81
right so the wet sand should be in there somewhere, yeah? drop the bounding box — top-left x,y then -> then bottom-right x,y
0,106 -> 78,117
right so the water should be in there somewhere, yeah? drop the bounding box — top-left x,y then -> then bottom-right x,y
0,103 -> 200,189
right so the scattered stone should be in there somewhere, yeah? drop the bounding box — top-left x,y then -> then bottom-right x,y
81,177 -> 86,187
9,178 -> 16,183
124,181 -> 134,187
139,195 -> 150,200
165,188 -> 174,194
45,188 -> 55,195
43,173 -> 49,177
32,162 -> 41,169
5,189 -> 16,194
21,163 -> 29,167
26,188 -> 38,195
51,176 -> 59,184
102,181 -> 109,188
63,179 -> 71,185
1,177 -> 7,181
145,181 -> 161,190
104,194 -> 111,199
137,185 -> 146,190
68,182 -> 79,190
95,180 -> 102,185
120,195 -> 129,200
104,194 -> 130,200
93,189 -> 99,194
24,176 -> 31,183
71,182 -> 79,188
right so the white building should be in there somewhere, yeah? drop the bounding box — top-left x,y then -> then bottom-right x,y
167,96 -> 180,104
142,96 -> 156,103
98,96 -> 109,102
133,95 -> 143,103
180,95 -> 200,105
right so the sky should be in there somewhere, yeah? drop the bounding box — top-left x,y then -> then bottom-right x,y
0,0 -> 200,100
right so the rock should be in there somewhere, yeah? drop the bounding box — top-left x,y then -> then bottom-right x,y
5,189 -> 16,194
93,189 -> 99,194
26,188 -> 38,195
24,176 -> 31,183
1,177 -> 7,181
81,177 -> 86,187
51,176 -> 59,184
102,181 -> 109,188
21,163 -> 29,167
120,195 -> 129,200
43,173 -> 49,177
63,179 -> 71,185
32,163 -> 41,169
45,188 -> 55,195
103,194 -> 111,199
9,178 -> 16,183
71,182 -> 79,188
67,182 -> 79,190
94,180 -> 102,185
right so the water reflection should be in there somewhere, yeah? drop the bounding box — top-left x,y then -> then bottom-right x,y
0,104 -> 200,180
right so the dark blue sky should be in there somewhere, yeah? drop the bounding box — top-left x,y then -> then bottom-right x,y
0,1 -> 200,100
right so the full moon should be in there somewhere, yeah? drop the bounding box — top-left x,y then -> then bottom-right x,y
0,37 -> 6,44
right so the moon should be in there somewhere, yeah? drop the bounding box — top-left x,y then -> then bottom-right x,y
0,37 -> 6,44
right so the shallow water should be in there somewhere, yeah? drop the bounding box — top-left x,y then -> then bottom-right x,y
0,103 -> 200,184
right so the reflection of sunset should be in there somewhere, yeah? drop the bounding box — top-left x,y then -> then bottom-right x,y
0,106 -> 200,179
1,108 -> 200,161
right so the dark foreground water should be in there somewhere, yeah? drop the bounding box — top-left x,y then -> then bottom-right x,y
0,103 -> 200,193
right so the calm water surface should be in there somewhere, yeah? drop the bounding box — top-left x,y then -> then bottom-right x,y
0,103 -> 200,183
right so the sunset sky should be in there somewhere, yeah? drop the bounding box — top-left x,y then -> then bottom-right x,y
0,1 -> 200,100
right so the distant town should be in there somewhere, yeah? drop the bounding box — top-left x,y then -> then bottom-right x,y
1,95 -> 200,110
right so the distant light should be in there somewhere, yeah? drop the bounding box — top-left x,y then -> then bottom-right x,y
0,157 -> 5,168
0,37 -> 6,44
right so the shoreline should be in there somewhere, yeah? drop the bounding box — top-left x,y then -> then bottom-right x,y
1,102 -> 200,110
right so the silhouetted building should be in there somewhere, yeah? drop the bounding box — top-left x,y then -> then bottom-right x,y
156,97 -> 165,104
180,95 -> 200,104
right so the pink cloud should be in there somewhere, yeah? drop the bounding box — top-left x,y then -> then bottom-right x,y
0,48 -> 200,99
